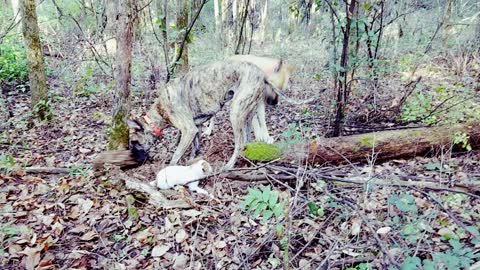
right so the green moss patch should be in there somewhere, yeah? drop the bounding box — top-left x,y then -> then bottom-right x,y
243,142 -> 283,162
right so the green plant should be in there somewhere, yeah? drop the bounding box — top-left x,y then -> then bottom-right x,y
33,100 -> 54,121
241,186 -> 290,267
401,92 -> 437,124
388,194 -> 418,215
0,43 -> 29,85
73,69 -> 100,97
401,240 -> 478,270
0,153 -> 15,176
277,123 -> 304,151
241,186 -> 287,235
68,165 -> 91,177
346,263 -> 372,270
0,221 -> 19,256
452,131 -> 472,151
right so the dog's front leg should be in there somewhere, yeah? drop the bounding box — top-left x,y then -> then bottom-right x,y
252,102 -> 274,144
171,125 -> 198,165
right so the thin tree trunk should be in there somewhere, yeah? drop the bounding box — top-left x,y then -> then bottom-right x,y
175,0 -> 189,74
11,0 -> 22,27
214,0 -> 221,31
109,0 -> 135,150
333,0 -> 357,137
222,0 -> 237,52
442,0 -> 453,49
20,0 -> 48,120
475,10 -> 480,51
259,0 -> 268,42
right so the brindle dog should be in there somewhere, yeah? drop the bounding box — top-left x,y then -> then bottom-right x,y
127,59 -> 279,169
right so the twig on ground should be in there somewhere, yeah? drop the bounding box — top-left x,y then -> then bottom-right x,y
328,191 -> 400,268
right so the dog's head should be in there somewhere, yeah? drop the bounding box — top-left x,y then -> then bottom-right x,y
126,117 -> 159,155
269,59 -> 294,91
264,82 -> 279,106
189,158 -> 213,175
264,59 -> 294,106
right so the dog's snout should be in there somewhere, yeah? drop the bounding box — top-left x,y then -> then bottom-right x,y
266,94 -> 279,105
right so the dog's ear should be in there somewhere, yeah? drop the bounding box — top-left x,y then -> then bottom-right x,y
274,59 -> 284,73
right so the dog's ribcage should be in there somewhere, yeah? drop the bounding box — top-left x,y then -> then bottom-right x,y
148,60 -> 265,127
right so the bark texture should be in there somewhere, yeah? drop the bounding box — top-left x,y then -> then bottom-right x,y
175,0 -> 189,74
109,0 -> 135,150
21,0 -> 48,119
301,122 -> 480,165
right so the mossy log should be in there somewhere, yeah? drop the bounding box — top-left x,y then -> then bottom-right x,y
304,122 -> 480,165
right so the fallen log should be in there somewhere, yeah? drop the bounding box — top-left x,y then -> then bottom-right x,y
299,121 -> 480,165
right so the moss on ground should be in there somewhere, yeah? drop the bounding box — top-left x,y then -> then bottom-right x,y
243,142 -> 283,162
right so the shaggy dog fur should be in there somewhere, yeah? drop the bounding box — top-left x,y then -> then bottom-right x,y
127,59 -> 279,169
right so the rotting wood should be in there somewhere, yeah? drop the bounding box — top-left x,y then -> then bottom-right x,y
308,121 -> 480,165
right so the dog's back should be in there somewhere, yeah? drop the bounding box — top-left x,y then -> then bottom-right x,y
155,60 -> 266,123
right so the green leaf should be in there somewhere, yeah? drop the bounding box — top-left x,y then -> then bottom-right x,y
273,202 -> 285,219
401,256 -> 421,270
262,210 -> 274,223
422,259 -> 435,270
308,201 -> 319,217
276,223 -> 283,238
250,188 -> 262,199
253,202 -> 268,218
268,191 -> 278,208
363,3 -> 372,11
249,198 -> 260,211
425,163 -> 441,171
262,186 -> 271,202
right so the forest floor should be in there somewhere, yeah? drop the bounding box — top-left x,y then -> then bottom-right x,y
1,56 -> 479,269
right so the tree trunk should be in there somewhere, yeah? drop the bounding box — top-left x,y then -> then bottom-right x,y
214,0 -> 221,32
298,0 -> 313,25
109,0 -> 135,150
20,0 -> 48,120
259,0 -> 268,42
222,0 -> 237,53
11,0 -> 22,27
475,11 -> 480,51
442,0 -> 453,48
293,122 -> 480,165
175,0 -> 189,74
332,0 -> 357,137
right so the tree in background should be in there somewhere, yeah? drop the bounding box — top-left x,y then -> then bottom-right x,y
331,0 -> 357,137
109,0 -> 136,150
175,0 -> 189,74
20,0 -> 49,120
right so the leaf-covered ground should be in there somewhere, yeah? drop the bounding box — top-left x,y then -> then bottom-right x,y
1,57 -> 480,269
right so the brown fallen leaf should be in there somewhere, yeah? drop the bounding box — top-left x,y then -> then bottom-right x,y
80,231 -> 98,241
20,246 -> 42,270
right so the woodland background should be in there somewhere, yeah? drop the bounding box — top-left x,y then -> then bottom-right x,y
0,0 -> 479,269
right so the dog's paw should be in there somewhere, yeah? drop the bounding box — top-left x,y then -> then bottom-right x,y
202,128 -> 213,136
257,135 -> 274,144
